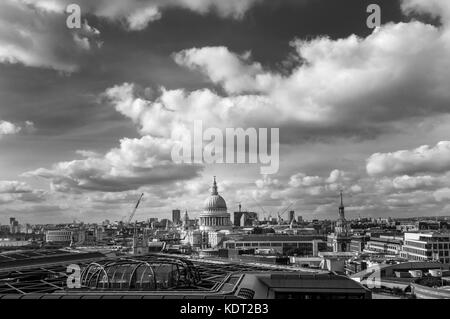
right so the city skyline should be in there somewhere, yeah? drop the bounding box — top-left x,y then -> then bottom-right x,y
2,0 -> 450,224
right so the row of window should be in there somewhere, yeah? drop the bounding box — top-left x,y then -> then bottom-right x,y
400,252 -> 450,264
230,242 -> 316,248
405,241 -> 450,250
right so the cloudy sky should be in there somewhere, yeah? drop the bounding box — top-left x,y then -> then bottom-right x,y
1,0 -> 450,224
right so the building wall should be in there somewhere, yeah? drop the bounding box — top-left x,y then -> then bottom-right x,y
224,239 -> 327,256
45,230 -> 73,243
401,233 -> 450,264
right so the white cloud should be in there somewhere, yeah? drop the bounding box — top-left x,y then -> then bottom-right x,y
174,47 -> 270,94
289,173 -> 323,188
433,188 -> 450,202
0,1 -> 101,72
25,135 -> 203,192
402,0 -> 450,24
367,141 -> 450,177
0,120 -> 21,136
126,6 -> 162,31
0,181 -> 47,205
0,181 -> 32,194
392,175 -> 438,190
171,15 -> 450,138
104,82 -> 279,137
0,0 -> 261,71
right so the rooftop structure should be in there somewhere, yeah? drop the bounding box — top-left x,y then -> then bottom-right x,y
0,251 -> 370,299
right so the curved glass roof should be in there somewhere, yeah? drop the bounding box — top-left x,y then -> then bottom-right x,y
80,256 -> 200,290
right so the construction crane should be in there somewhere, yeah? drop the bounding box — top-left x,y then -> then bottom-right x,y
277,201 -> 295,223
277,199 -> 302,224
123,193 -> 144,225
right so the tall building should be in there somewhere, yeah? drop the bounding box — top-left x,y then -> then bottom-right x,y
401,232 -> 450,264
9,217 -> 19,234
199,177 -> 231,231
172,209 -> 181,225
289,211 -> 295,224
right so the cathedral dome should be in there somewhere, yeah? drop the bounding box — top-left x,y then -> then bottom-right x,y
199,177 -> 231,231
204,194 -> 227,211
203,177 -> 227,212
200,177 -> 228,217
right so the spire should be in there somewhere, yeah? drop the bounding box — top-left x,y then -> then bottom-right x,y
211,176 -> 218,195
339,190 -> 344,208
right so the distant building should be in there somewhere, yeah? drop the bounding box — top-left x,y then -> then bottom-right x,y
416,220 -> 442,231
0,239 -> 32,248
396,222 -> 418,232
233,205 -> 258,227
45,230 -> 73,244
289,211 -> 295,224
349,236 -> 369,253
172,209 -> 181,225
401,232 -> 450,264
9,217 -> 19,234
364,236 -> 403,255
223,235 -> 328,257
181,211 -> 196,230
319,252 -> 357,272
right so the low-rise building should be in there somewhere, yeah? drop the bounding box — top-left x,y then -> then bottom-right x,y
223,235 -> 328,257
45,230 -> 73,244
364,236 -> 403,255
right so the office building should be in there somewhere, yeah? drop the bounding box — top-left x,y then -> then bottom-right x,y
172,209 -> 181,225
401,232 -> 450,264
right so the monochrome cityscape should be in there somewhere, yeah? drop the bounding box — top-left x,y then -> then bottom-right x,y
1,0 -> 450,304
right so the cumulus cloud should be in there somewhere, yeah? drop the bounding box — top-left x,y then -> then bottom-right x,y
25,0 -> 261,28
174,47 -> 270,94
0,180 -> 32,194
0,119 -> 35,138
25,135 -> 203,192
0,1 -> 102,72
173,18 -> 450,138
0,181 -> 47,204
367,141 -> 450,177
433,188 -> 450,202
402,0 -> 450,24
0,120 -> 21,136
0,0 -> 261,71
104,82 -> 279,138
126,6 -> 162,31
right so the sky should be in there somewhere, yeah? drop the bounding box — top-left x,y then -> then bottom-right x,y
1,0 -> 450,224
